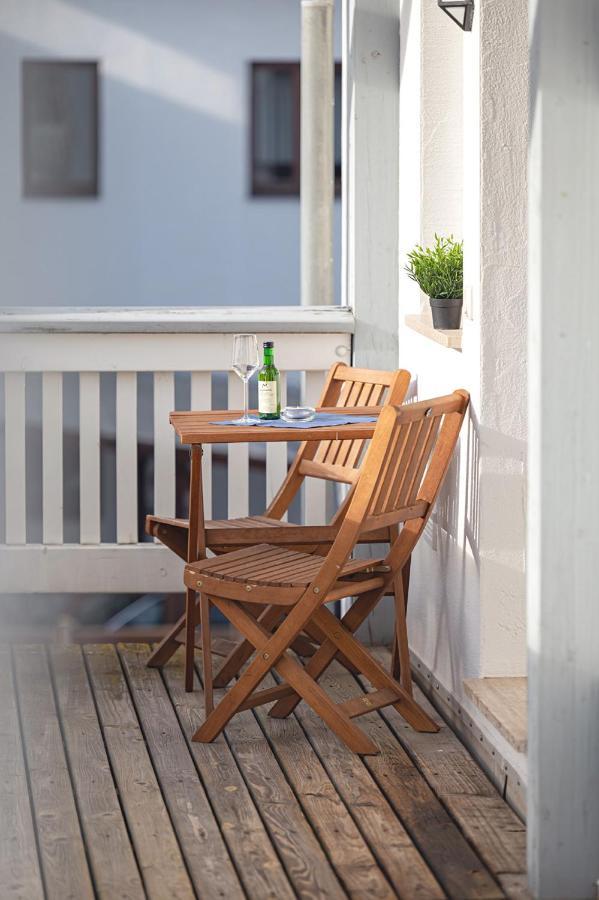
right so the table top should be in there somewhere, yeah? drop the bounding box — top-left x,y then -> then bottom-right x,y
170,407 -> 381,445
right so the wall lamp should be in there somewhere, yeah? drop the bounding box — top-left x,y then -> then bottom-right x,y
437,0 -> 474,31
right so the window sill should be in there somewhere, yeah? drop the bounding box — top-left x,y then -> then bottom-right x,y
404,313 -> 462,351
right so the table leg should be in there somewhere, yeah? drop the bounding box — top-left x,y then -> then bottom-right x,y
147,445 -> 206,672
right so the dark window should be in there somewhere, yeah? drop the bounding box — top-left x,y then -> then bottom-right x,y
22,60 -> 99,197
251,61 -> 341,197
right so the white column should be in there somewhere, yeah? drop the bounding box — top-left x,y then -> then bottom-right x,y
301,0 -> 334,307
528,2 -> 599,897
342,0 -> 400,370
342,0 -> 400,642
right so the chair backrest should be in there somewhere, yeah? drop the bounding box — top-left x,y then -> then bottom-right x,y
312,391 -> 470,590
266,362 -> 411,519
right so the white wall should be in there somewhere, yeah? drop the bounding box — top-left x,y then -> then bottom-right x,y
398,0 -> 528,689
0,0 -> 342,308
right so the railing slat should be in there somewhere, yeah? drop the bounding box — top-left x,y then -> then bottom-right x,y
190,373 -> 212,519
303,370 -> 328,525
79,373 -> 101,544
42,373 -> 63,544
116,372 -> 138,543
227,373 -> 249,519
266,372 -> 288,517
153,372 -> 176,519
4,373 -> 26,544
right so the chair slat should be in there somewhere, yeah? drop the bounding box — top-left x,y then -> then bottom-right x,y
79,373 -> 101,544
227,373 -> 249,519
396,416 -> 435,510
404,414 -> 442,507
191,373 -> 212,519
153,372 -> 176,519
116,372 -> 138,544
42,372 -> 63,544
4,373 -> 26,544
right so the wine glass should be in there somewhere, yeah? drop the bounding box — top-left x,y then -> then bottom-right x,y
231,334 -> 260,424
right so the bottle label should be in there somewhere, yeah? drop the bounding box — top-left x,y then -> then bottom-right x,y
259,381 -> 278,414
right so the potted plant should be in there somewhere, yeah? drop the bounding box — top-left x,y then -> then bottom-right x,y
405,234 -> 463,329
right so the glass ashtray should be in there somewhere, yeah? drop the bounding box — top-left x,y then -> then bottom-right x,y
281,405 -> 316,422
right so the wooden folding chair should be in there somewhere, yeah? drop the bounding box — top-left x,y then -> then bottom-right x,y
146,362 -> 411,682
182,390 -> 470,754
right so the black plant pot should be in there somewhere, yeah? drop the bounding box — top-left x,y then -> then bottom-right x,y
429,297 -> 463,330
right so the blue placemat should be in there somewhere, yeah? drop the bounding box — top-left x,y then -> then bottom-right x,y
212,413 -> 378,429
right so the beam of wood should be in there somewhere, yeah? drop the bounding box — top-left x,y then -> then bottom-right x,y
371,649 -> 526,884
117,645 -> 244,899
464,677 -> 527,753
160,651 -> 296,900
0,646 -> 44,900
13,645 -> 94,900
189,653 -> 346,899
314,662 -> 506,899
253,674 -> 414,898
49,645 -> 145,899
83,645 -> 195,900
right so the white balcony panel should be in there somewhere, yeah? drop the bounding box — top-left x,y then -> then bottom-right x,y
266,372 -> 288,515
227,373 -> 249,519
0,332 -> 350,373
116,372 -> 138,544
4,373 -> 26,545
191,373 -> 212,519
79,373 -> 101,544
153,372 -> 176,520
42,373 -> 63,544
303,370 -> 328,525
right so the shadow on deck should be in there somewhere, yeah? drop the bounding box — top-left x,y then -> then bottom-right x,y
2,643 -> 527,899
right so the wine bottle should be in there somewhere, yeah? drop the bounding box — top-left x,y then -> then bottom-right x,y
258,341 -> 281,419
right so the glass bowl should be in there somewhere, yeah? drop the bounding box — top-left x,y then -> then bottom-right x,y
281,405 -> 316,422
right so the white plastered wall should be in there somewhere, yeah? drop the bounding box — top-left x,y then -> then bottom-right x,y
398,0 -> 528,690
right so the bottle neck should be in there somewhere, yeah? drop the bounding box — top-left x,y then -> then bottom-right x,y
263,348 -> 275,366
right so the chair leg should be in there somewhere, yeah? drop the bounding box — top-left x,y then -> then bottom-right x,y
194,596 -> 378,755
200,593 -> 213,714
185,588 -> 197,692
147,610 -> 187,668
313,605 -> 438,734
391,556 -> 411,678
269,586 -> 384,719
392,564 -> 413,696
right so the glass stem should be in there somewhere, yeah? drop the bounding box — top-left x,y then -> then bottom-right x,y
244,377 -> 249,421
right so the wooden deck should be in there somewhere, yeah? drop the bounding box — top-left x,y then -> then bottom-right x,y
1,643 -> 527,900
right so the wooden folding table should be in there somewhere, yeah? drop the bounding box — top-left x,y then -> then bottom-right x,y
146,407 -> 381,678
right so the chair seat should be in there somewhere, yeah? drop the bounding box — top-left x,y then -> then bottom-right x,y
184,544 -> 386,605
149,513 -> 294,532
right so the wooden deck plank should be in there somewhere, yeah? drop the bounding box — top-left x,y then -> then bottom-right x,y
117,644 -> 246,900
12,644 -> 94,900
0,645 -> 44,900
202,670 -> 348,899
252,680 -> 397,899
161,649 -> 296,900
83,644 -> 195,900
372,650 -> 526,886
312,663 -> 504,900
290,672 -> 447,899
49,645 -> 145,900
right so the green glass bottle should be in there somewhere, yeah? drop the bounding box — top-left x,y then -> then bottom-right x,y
258,341 -> 281,419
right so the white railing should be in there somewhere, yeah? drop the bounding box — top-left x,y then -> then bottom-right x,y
0,307 -> 353,594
